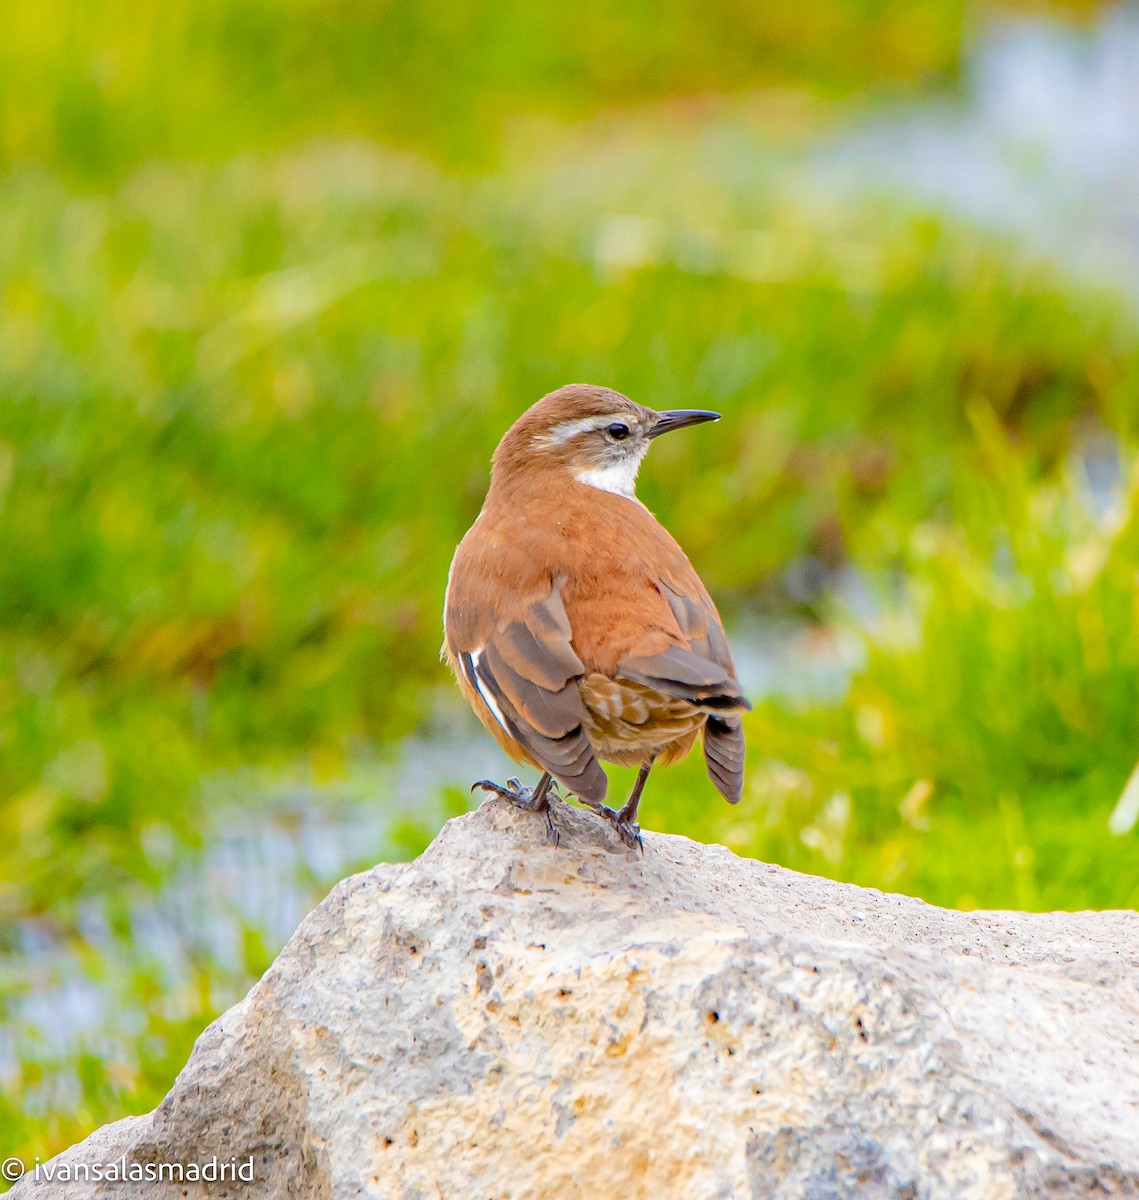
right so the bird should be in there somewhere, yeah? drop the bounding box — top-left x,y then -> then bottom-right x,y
442,384 -> 749,849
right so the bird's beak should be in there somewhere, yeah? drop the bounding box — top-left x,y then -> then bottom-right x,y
647,409 -> 721,439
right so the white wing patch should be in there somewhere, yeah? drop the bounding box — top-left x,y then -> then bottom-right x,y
470,648 -> 512,733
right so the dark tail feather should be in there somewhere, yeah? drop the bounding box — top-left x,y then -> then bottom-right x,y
704,715 -> 744,804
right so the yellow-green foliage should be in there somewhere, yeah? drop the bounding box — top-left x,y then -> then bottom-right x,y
1,0 -> 969,178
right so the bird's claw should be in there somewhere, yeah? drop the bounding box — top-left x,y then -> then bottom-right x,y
470,777 -> 561,846
471,778 -> 514,799
617,820 -> 643,853
594,805 -> 643,853
471,777 -> 540,810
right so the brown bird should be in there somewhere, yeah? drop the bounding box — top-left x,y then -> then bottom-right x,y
442,384 -> 749,847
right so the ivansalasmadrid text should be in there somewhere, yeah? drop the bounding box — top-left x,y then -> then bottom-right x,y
33,1156 -> 254,1183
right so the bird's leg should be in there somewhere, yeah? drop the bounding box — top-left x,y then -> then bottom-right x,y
618,760 -> 653,830
471,772 -> 560,844
615,760 -> 653,851
586,760 -> 653,853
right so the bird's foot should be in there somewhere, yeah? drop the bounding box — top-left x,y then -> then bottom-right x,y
594,804 -> 644,853
471,777 -> 560,845
471,776 -> 544,810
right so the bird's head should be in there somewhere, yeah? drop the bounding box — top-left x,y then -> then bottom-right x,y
491,384 -> 719,500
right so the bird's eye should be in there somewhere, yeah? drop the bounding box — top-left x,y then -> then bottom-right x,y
606,423 -> 631,441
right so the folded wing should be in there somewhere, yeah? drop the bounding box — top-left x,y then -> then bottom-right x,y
616,579 -> 748,804
453,581 -> 607,805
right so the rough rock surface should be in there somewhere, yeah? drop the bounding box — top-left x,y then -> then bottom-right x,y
15,796 -> 1139,1199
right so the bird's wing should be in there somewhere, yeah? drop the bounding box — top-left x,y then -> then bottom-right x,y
615,580 -> 750,714
656,579 -> 739,681
614,645 -> 747,710
451,581 -> 608,805
615,578 -> 748,804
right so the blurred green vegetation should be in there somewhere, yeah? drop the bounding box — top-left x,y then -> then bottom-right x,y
5,144 -> 1136,925
1,0 -> 1135,1175
674,414 -> 1139,912
0,0 -> 972,180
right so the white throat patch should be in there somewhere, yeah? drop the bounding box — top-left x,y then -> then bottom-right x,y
575,453 -> 644,499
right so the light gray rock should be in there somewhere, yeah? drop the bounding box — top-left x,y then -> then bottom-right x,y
14,796 -> 1139,1199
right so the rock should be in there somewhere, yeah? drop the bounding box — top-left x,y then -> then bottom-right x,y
14,796 -> 1139,1199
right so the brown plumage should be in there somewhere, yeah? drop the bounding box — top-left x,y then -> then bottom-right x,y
443,384 -> 749,847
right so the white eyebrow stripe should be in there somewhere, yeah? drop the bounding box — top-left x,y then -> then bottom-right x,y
470,648 -> 512,733
532,414 -> 628,449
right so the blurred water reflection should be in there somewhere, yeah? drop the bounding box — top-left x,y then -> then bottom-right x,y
822,6 -> 1139,293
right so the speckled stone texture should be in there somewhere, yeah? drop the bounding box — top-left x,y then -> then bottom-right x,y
15,796 -> 1139,1200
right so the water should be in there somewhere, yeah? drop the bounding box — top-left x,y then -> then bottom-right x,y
819,5 -> 1139,294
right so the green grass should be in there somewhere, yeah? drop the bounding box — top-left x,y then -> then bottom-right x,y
654,421 -> 1139,912
1,0 -> 1136,1175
